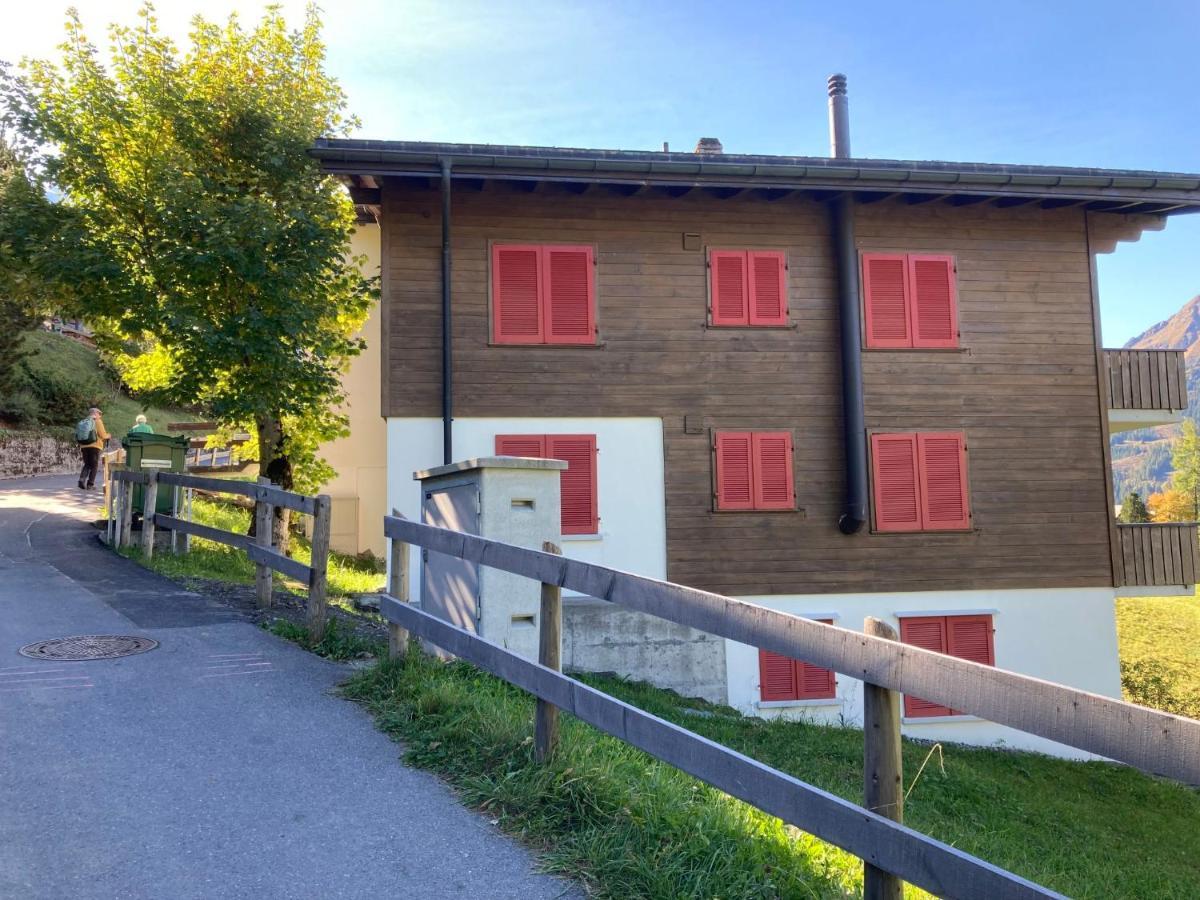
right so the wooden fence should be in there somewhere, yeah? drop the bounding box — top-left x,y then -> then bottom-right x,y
108,469 -> 332,639
380,514 -> 1200,900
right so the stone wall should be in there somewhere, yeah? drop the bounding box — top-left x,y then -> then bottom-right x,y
0,431 -> 80,479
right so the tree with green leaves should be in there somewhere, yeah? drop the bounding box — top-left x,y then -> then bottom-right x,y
1170,419 -> 1200,521
3,4 -> 373,496
0,133 -> 53,408
1118,491 -> 1150,524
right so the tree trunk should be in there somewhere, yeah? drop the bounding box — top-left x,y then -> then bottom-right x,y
255,412 -> 294,555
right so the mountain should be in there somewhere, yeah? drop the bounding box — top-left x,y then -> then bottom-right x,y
1111,295 -> 1200,503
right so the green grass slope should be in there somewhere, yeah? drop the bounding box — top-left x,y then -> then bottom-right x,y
343,654 -> 1200,899
4,330 -> 194,435
1117,592 -> 1200,718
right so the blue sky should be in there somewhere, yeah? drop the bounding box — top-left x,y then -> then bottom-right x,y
4,0 -> 1197,344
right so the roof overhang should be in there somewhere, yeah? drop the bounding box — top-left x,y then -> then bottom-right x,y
313,139 -> 1200,216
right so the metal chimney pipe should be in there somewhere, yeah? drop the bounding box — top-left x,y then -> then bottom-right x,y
828,73 -> 851,158
825,73 -> 867,534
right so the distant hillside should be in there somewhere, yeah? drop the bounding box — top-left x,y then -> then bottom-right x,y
1111,295 -> 1200,502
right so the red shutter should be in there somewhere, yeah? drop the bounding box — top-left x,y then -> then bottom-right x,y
710,251 -> 749,326
546,435 -> 599,534
900,617 -> 953,717
909,255 -> 958,348
917,432 -> 970,531
492,245 -> 543,344
715,432 -> 754,509
947,615 -> 994,666
495,434 -> 547,458
752,432 -> 794,510
796,619 -> 836,699
862,253 -> 911,348
758,650 -> 797,701
543,246 -> 595,345
748,251 -> 788,326
870,434 -> 922,532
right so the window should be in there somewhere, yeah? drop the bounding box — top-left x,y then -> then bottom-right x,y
709,250 -> 788,326
899,614 -> 995,717
495,434 -> 599,534
862,253 -> 958,348
870,432 -> 970,532
759,620 -> 837,701
491,244 -> 596,345
714,431 -> 795,511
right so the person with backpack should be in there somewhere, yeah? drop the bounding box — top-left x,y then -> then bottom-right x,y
76,407 -> 110,490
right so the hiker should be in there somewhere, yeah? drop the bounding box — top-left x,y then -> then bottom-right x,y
129,414 -> 153,435
76,407 -> 110,490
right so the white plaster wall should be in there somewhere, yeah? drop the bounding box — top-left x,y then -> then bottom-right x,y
385,417 -> 667,600
724,587 -> 1123,759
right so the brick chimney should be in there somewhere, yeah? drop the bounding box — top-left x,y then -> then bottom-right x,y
694,137 -> 723,155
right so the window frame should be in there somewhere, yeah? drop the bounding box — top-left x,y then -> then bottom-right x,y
861,251 -> 959,350
898,613 -> 995,718
869,430 -> 971,533
490,242 -> 598,346
757,618 -> 838,703
706,248 -> 790,328
494,433 -> 600,535
712,429 -> 796,512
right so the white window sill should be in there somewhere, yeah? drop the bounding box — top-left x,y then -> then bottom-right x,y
757,698 -> 842,709
560,533 -> 602,542
902,715 -> 983,725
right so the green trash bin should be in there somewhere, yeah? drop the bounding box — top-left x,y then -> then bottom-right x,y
122,432 -> 190,516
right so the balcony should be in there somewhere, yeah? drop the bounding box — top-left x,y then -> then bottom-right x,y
1115,522 -> 1200,596
1104,349 -> 1188,434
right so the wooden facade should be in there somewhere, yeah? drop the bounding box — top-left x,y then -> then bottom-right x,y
379,180 -> 1120,596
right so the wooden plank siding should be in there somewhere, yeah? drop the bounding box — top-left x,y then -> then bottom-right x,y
380,180 -> 1114,595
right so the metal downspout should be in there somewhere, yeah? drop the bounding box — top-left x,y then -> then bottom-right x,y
440,158 -> 453,464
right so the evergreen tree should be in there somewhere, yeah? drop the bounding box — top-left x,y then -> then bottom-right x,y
1119,492 -> 1150,523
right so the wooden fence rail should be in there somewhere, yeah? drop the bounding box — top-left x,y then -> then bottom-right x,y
381,515 -> 1200,785
109,469 -> 332,639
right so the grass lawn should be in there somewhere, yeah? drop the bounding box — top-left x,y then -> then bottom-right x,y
1116,591 -> 1200,718
17,330 -> 195,434
131,496 -> 385,599
341,652 -> 1200,900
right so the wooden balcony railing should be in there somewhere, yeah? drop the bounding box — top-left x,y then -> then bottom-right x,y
1104,348 -> 1187,411
1115,522 -> 1200,588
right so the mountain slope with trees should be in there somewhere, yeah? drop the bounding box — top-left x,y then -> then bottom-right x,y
1111,294 -> 1200,503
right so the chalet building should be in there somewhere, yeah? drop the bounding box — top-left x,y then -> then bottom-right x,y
312,78 -> 1200,756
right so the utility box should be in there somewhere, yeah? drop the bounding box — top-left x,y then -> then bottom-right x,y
122,432 -> 189,515
414,457 -> 565,661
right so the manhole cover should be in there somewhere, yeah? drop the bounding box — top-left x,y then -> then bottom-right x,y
18,635 -> 159,661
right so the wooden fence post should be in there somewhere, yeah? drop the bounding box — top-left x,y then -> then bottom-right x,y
106,472 -> 117,546
169,484 -> 180,554
388,508 -> 411,660
307,494 -> 332,642
120,478 -> 135,550
140,472 -> 158,560
254,477 -> 273,609
863,616 -> 904,900
534,541 -> 563,763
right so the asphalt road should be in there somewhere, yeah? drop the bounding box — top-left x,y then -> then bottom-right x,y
0,475 -> 580,900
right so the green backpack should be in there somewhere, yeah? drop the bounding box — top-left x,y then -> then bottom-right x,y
75,417 -> 97,445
